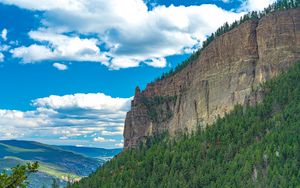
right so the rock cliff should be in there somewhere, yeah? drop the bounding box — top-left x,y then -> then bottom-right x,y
124,8 -> 300,149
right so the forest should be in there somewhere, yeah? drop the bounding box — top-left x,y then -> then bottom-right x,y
72,59 -> 300,187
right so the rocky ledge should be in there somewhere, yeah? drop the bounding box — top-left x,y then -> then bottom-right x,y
124,8 -> 300,149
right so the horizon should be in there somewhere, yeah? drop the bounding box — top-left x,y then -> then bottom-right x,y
0,139 -> 122,149
0,0 -> 276,148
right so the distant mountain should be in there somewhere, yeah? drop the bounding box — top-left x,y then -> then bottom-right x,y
56,145 -> 122,160
0,140 -> 120,188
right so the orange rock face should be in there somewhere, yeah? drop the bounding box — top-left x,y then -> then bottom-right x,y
124,8 -> 300,149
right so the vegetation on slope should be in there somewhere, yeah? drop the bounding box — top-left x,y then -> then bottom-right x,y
0,140 -> 105,187
0,162 -> 39,188
155,0 -> 300,82
0,140 -> 102,177
55,146 -> 122,159
72,61 -> 300,187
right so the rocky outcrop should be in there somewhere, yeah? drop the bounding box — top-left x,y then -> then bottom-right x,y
124,8 -> 300,149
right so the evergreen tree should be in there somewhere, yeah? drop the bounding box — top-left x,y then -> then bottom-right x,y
0,162 -> 39,188
72,61 -> 300,187
51,179 -> 59,188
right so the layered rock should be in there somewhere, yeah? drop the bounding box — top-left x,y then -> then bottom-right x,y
124,8 -> 300,149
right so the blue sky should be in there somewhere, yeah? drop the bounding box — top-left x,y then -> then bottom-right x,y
0,0 -> 275,148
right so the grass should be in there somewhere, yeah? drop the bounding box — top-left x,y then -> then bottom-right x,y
0,143 -> 45,153
1,156 -> 80,180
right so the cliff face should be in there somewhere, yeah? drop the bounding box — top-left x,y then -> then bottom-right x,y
124,8 -> 300,149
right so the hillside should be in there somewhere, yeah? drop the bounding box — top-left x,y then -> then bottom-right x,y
72,2 -> 300,187
73,60 -> 300,187
124,7 -> 300,148
56,145 -> 122,160
0,140 -> 105,188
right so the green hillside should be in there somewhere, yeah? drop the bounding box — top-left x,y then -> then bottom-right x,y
56,145 -> 122,159
0,140 -> 103,176
72,61 -> 300,187
0,140 -> 103,188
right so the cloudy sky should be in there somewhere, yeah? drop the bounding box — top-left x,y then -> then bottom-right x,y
0,0 -> 275,148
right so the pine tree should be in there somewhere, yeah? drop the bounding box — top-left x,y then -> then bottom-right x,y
51,179 -> 59,188
0,162 -> 39,188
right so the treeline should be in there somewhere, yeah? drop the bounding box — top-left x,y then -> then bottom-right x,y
72,61 -> 300,187
155,0 -> 300,82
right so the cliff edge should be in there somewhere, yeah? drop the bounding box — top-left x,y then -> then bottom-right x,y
124,8 -> 300,148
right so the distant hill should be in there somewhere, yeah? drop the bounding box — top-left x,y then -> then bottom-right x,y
0,140 -> 120,188
56,145 -> 122,160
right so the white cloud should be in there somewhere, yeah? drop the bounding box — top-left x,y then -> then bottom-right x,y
0,0 -> 83,11
53,62 -> 68,70
0,52 -> 4,62
59,136 -> 69,140
0,44 -> 10,51
11,31 -> 108,64
0,92 -> 132,147
11,44 -> 55,63
93,137 -> 105,142
1,28 -> 7,41
109,57 -> 140,70
241,0 -> 276,11
32,93 -> 132,111
145,58 -> 167,68
101,129 -> 123,136
3,0 -> 245,69
115,142 -> 124,147
93,137 -> 116,142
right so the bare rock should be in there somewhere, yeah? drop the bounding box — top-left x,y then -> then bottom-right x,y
124,9 -> 300,149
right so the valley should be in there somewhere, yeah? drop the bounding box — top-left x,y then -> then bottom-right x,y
0,140 -> 121,188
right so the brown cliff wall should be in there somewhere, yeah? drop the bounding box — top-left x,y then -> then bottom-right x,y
124,8 -> 300,148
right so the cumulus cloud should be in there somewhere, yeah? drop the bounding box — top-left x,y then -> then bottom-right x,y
11,31 -> 108,64
93,137 -> 105,142
2,0 -> 245,69
0,52 -> 4,62
101,128 -> 123,136
32,93 -> 132,111
1,28 -> 7,41
109,57 -> 140,70
0,109 -> 48,128
241,0 -> 276,11
11,44 -> 55,63
0,0 -> 83,11
53,62 -> 68,70
145,58 -> 167,68
0,93 -> 132,147
0,44 -> 10,51
115,142 -> 124,147
93,137 -> 116,142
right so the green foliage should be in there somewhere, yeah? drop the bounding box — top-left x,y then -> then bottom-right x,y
140,96 -> 177,122
72,61 -> 300,187
51,178 -> 60,188
155,0 -> 300,82
0,162 -> 39,188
